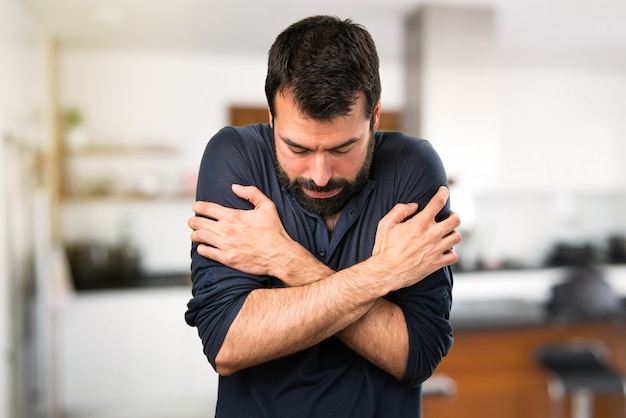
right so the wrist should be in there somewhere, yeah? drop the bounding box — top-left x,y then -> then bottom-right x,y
354,256 -> 397,297
271,241 -> 332,286
268,239 -> 314,284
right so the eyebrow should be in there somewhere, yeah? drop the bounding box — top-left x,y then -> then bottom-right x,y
279,135 -> 361,152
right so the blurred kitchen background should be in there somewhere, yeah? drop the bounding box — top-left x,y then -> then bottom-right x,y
1,0 -> 626,417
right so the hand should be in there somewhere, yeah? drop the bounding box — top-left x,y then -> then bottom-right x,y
369,186 -> 461,291
189,184 -> 294,277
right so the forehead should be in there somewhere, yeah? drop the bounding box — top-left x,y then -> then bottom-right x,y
274,89 -> 367,119
273,91 -> 369,147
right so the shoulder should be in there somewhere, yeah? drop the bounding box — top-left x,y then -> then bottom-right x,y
372,131 -> 449,212
205,123 -> 272,155
199,124 -> 275,176
196,124 -> 274,205
374,131 -> 444,174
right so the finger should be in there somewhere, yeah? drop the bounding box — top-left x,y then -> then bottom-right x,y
380,202 -> 419,227
188,213 -> 216,232
441,230 -> 462,250
436,212 -> 461,235
231,184 -> 272,209
196,243 -> 221,261
420,186 -> 449,221
440,248 -> 458,266
190,227 -> 216,246
192,201 -> 222,219
447,212 -> 462,229
192,200 -> 206,214
189,214 -> 223,246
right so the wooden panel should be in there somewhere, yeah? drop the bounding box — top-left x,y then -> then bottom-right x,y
424,322 -> 626,418
229,106 -> 269,126
378,111 -> 401,131
229,105 -> 401,131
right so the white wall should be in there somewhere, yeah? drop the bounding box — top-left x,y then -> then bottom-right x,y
469,7 -> 626,266
405,5 -> 626,194
0,33 -> 11,418
0,0 -> 49,416
465,58 -> 626,266
494,0 -> 626,193
499,63 -> 626,192
58,47 -> 406,166
407,7 -> 501,192
59,49 -> 264,168
402,5 -> 626,269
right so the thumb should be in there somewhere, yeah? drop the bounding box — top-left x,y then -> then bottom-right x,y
231,184 -> 270,209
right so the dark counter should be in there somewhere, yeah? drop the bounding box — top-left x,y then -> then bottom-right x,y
72,272 -> 190,291
450,297 -> 626,331
450,299 -> 547,330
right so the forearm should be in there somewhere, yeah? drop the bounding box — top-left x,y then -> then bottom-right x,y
336,298 -> 408,380
215,261 -> 384,375
219,248 -> 409,378
270,239 -> 334,286
273,247 -> 409,378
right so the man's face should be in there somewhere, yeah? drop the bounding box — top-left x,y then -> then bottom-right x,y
271,90 -> 380,216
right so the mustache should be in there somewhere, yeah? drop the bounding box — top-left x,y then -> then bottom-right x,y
293,177 -> 348,193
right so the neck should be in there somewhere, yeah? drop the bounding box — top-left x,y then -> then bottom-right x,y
324,212 -> 341,237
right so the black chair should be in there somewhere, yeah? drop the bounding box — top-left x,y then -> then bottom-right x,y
534,338 -> 626,418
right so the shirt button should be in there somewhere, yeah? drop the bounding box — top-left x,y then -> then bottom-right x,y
318,249 -> 326,258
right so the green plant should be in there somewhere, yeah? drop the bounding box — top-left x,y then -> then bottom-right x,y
61,108 -> 83,129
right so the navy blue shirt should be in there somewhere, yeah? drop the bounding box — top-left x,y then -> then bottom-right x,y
185,124 -> 453,417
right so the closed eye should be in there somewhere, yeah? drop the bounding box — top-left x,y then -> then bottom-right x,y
289,146 -> 310,155
331,145 -> 353,155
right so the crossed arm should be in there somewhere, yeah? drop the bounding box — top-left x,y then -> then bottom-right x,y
189,184 -> 461,378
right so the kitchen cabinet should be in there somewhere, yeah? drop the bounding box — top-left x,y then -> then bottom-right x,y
58,286 -> 626,417
58,287 -> 217,416
423,321 -> 626,418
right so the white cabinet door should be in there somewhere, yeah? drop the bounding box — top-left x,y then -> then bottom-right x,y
59,288 -> 218,417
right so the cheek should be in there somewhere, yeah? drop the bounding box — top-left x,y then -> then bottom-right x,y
276,153 -> 305,178
332,157 -> 359,178
336,150 -> 368,179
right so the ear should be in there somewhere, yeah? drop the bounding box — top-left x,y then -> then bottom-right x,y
372,100 -> 381,130
267,107 -> 273,127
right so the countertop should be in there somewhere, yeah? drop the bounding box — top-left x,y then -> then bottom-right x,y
72,265 -> 626,333
450,265 -> 626,330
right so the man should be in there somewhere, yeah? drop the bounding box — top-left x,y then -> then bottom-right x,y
185,15 -> 461,417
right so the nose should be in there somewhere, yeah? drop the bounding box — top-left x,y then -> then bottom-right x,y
308,153 -> 332,187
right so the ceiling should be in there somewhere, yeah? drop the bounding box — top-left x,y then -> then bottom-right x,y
22,0 -> 626,66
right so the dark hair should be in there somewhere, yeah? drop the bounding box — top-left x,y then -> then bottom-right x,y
265,15 -> 381,124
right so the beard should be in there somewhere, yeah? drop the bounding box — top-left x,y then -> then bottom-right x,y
275,135 -> 375,216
